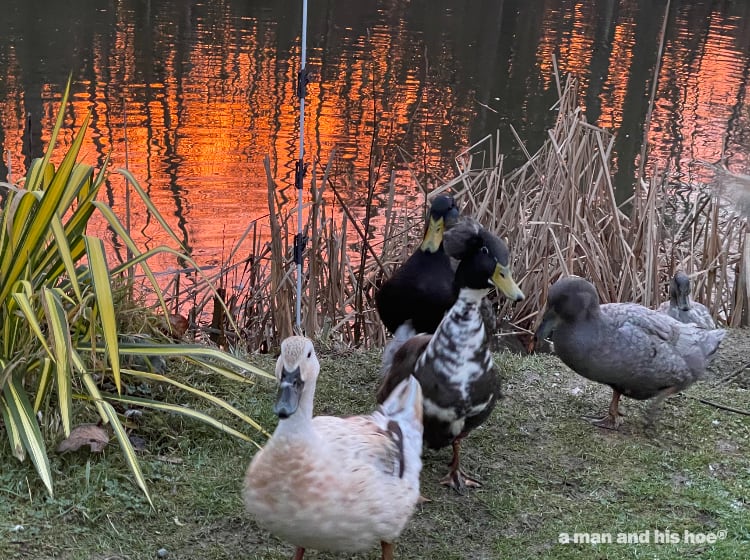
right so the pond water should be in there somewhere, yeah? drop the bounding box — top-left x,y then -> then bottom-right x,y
1,0 -> 749,273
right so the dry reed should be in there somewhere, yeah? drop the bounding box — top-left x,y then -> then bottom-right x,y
451,75 -> 747,337
164,73 -> 747,352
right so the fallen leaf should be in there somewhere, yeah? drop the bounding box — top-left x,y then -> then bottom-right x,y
56,424 -> 109,454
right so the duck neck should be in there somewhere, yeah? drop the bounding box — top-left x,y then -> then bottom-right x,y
418,286 -> 489,383
274,378 -> 317,437
435,287 -> 487,340
456,287 -> 489,308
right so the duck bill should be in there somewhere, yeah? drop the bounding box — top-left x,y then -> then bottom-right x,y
273,366 -> 303,419
420,217 -> 445,252
534,308 -> 560,342
676,292 -> 690,311
491,265 -> 525,302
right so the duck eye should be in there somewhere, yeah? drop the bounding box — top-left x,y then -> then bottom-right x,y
481,246 -> 489,255
307,350 -> 312,358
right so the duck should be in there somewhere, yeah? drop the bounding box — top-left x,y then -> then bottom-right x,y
243,336 -> 423,560
377,219 -> 524,491
658,271 -> 716,329
376,194 -> 459,341
535,275 -> 726,429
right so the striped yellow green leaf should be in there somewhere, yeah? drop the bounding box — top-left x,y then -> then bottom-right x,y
3,376 -> 53,496
25,75 -> 71,192
91,201 -> 169,316
58,163 -> 93,215
117,169 -> 185,248
99,401 -> 153,508
33,358 -> 54,413
5,111 -> 91,304
25,157 -> 55,193
80,371 -> 109,426
7,188 -> 41,252
0,394 -> 25,461
62,177 -> 104,242
122,368 -> 268,436
116,342 -> 273,380
84,236 -> 121,394
46,214 -> 82,301
43,111 -> 90,204
0,190 -> 40,297
12,291 -> 53,359
103,392 -> 257,445
41,288 -> 73,437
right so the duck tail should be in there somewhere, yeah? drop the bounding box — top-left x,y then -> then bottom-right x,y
380,375 -> 423,483
380,322 -> 417,376
381,375 -> 423,434
705,328 -> 727,359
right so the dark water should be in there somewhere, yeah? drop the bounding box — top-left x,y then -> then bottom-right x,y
1,0 -> 749,270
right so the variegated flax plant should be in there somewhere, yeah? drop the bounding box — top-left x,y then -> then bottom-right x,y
0,77 -> 272,506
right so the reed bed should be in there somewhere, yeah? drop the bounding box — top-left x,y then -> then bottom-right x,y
165,74 -> 748,352
445,74 -> 748,336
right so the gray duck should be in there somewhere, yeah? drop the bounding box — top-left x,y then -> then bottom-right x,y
658,271 -> 716,329
535,275 -> 726,429
377,219 -> 524,491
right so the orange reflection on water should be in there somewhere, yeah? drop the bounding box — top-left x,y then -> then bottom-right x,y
596,15 -> 637,132
647,9 -> 747,180
537,1 -> 596,103
1,0 -> 749,282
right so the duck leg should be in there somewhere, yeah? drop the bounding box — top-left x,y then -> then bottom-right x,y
584,390 -> 624,430
439,436 -> 481,491
381,541 -> 394,560
645,386 -> 679,428
292,547 -> 305,560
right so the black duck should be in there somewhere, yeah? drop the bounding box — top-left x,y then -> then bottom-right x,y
375,194 -> 459,337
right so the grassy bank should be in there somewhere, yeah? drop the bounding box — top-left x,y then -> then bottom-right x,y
2,332 -> 749,560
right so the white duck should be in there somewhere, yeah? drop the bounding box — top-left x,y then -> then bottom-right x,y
243,336 -> 423,560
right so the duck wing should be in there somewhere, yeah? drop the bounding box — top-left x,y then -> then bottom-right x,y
598,303 -> 724,396
601,303 -> 679,343
311,416 -> 405,478
376,252 -> 456,334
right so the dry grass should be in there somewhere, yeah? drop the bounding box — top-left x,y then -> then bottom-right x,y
156,73 -> 748,352
441,74 -> 749,336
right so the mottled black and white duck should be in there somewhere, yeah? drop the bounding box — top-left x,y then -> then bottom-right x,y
658,271 -> 716,329
536,275 -> 726,429
377,219 -> 524,491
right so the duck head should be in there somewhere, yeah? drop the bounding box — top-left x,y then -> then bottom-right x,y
444,219 -> 524,301
670,271 -> 692,311
535,275 -> 600,341
273,336 -> 319,419
420,195 -> 460,253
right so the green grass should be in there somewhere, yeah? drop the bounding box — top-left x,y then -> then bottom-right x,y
1,334 -> 749,560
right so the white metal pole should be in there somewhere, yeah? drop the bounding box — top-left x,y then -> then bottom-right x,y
295,0 -> 309,330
